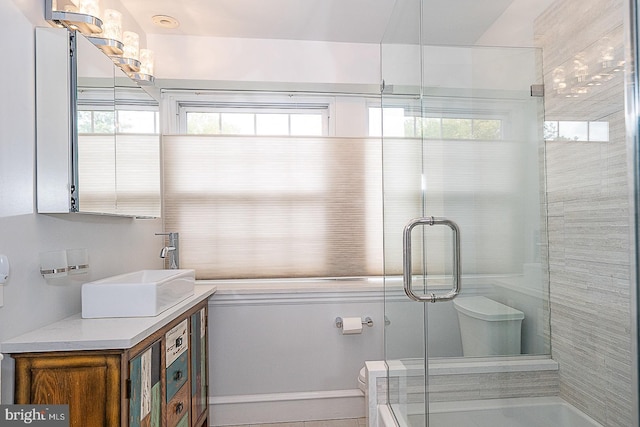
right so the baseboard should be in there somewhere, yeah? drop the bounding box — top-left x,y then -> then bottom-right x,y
209,389 -> 366,425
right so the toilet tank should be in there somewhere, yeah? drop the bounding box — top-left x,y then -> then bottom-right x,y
453,296 -> 524,356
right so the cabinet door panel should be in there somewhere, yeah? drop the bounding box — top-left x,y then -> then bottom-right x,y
129,341 -> 162,427
191,308 -> 207,420
14,354 -> 120,427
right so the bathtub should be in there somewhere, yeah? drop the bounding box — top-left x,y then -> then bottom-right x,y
379,397 -> 604,427
364,357 -> 602,427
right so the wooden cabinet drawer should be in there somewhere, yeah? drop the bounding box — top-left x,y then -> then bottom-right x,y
166,351 -> 189,401
166,381 -> 190,427
166,319 -> 188,366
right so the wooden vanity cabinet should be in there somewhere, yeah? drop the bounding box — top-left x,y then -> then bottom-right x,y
12,300 -> 208,427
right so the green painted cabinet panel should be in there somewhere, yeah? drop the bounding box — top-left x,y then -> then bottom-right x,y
190,308 -> 207,421
129,341 -> 162,427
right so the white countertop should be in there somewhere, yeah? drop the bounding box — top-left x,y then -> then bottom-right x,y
1,285 -> 216,354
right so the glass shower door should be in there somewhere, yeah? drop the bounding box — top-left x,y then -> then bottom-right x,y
381,4 -> 548,425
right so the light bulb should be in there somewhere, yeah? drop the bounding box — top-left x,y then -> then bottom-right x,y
140,49 -> 155,75
78,0 -> 100,18
102,9 -> 122,41
123,31 -> 140,61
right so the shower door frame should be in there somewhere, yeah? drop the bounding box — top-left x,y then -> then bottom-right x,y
380,2 -> 549,424
627,0 -> 640,424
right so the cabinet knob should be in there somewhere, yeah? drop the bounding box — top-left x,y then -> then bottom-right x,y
173,370 -> 183,381
175,402 -> 184,414
175,337 -> 183,347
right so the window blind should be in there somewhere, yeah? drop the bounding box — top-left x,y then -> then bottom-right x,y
163,135 -> 533,280
163,135 -> 384,279
77,134 -> 161,216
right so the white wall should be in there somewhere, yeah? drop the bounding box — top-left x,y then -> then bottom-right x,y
208,283 -> 385,425
207,279 -> 550,425
0,0 -> 164,403
148,34 -> 381,86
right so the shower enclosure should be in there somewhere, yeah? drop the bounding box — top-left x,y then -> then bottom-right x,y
381,0 -> 639,426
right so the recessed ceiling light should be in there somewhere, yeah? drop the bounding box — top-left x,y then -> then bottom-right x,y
152,15 -> 180,29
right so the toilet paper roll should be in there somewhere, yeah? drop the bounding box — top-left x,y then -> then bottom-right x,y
341,317 -> 363,335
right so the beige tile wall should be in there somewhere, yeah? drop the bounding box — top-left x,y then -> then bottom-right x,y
535,0 -> 634,425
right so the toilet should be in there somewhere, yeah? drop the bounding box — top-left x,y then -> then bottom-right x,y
453,296 -> 524,356
358,366 -> 366,393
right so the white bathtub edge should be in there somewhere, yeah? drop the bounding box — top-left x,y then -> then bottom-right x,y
371,356 -> 558,377
380,397 -> 604,427
377,403 -> 397,427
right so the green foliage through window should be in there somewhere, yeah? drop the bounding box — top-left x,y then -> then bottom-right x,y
369,107 -> 503,140
186,111 -> 325,136
77,110 -> 158,134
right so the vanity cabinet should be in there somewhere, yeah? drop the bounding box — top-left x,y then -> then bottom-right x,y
8,293 -> 211,427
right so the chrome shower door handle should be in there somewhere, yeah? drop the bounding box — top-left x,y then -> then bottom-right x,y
403,216 -> 461,303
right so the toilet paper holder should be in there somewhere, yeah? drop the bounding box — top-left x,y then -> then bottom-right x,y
335,317 -> 373,328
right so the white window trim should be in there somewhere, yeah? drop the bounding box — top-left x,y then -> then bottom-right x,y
162,90 -> 337,136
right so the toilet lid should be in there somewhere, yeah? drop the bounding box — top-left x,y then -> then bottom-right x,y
357,367 -> 366,392
453,296 -> 524,321
358,367 -> 366,384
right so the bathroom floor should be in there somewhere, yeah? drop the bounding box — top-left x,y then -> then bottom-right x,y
222,417 -> 367,427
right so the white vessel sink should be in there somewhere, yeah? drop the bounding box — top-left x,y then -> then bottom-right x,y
81,269 -> 195,318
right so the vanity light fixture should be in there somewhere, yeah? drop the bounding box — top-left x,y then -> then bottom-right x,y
110,30 -> 142,74
77,0 -> 100,20
46,0 -> 103,35
550,27 -> 624,98
88,8 -> 125,55
122,31 -> 140,61
130,48 -> 156,85
45,0 -> 158,86
102,9 -> 122,41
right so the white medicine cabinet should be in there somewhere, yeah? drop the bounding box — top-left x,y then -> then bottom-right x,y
35,27 -> 161,218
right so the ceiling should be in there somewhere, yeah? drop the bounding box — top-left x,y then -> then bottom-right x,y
118,0 -> 398,44
115,0 -> 538,45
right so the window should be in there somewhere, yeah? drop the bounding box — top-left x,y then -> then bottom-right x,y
164,94 -> 372,280
543,120 -> 610,141
368,107 -> 503,140
77,109 -> 159,134
76,108 -> 160,215
183,107 -> 328,136
164,93 -> 530,280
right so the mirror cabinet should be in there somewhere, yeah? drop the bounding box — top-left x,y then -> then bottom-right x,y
36,27 -> 161,218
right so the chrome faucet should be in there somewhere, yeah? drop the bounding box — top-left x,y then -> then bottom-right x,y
156,232 -> 179,269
